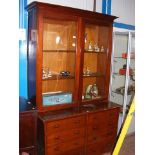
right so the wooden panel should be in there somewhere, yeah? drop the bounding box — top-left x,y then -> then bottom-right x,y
46,127 -> 85,146
83,53 -> 97,73
46,116 -> 85,134
19,111 -> 37,149
88,111 -> 108,125
42,78 -> 75,93
86,141 -> 106,155
60,147 -> 85,155
46,138 -> 85,155
43,19 -> 77,51
43,52 -> 75,75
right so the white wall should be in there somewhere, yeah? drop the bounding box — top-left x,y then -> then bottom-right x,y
111,0 -> 135,26
27,0 -> 102,13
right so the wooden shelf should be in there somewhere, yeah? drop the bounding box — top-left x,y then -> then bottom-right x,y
43,50 -> 76,53
42,75 -> 75,80
82,97 -> 104,103
84,50 -> 106,54
83,73 -> 104,78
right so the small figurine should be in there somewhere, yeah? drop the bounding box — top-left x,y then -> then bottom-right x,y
101,46 -> 104,52
47,70 -> 52,78
42,68 -> 47,79
88,42 -> 93,51
94,43 -> 100,52
90,84 -> 98,98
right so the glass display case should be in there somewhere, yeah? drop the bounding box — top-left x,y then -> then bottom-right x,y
109,31 -> 135,122
82,24 -> 110,102
42,19 -> 77,106
27,2 -> 117,111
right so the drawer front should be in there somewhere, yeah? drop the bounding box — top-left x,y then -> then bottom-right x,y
60,147 -> 85,155
87,124 -> 107,136
86,141 -> 106,155
88,112 -> 108,125
46,138 -> 85,155
46,116 -> 85,134
46,127 -> 85,146
87,130 -> 116,145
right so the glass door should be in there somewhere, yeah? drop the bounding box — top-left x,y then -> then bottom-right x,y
82,23 -> 110,102
42,18 -> 77,106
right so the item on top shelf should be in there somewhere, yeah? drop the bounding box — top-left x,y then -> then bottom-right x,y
47,70 -> 52,78
88,42 -> 93,51
42,68 -> 53,79
94,43 -> 100,52
101,46 -> 104,52
42,92 -> 72,106
60,71 -> 70,76
83,67 -> 92,75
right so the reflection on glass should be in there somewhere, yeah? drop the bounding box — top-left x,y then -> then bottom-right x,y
82,24 -> 109,101
42,19 -> 77,106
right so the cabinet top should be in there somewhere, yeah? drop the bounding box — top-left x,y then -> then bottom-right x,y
38,102 -> 121,122
27,1 -> 117,22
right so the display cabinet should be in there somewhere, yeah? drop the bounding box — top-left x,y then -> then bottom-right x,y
109,31 -> 135,125
26,2 -> 120,155
27,2 -> 116,112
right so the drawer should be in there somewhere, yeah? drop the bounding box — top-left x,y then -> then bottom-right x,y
46,116 -> 85,134
87,124 -> 107,136
87,135 -> 105,145
46,127 -> 85,146
88,112 -> 108,125
86,141 -> 106,155
46,138 -> 85,155
60,147 -> 85,155
87,130 -> 116,145
107,108 -> 120,123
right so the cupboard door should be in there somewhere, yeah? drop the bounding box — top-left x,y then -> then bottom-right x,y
82,23 -> 111,103
42,18 -> 77,107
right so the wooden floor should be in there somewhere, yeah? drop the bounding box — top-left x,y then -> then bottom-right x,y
119,133 -> 135,155
102,133 -> 135,155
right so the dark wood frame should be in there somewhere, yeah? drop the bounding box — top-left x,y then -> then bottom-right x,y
27,2 -> 117,112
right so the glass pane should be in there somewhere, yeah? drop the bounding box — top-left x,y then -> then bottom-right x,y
82,24 -> 109,101
42,18 -> 77,106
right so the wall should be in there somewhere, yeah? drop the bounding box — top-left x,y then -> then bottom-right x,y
27,0 -> 102,13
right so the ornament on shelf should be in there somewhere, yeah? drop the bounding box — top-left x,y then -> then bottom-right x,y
94,43 -> 100,52
88,42 -> 93,51
101,46 -> 105,52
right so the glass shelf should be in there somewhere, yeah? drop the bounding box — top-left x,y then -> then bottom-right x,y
42,75 -> 75,80
83,73 -> 104,78
43,50 -> 76,53
114,57 -> 135,59
84,50 -> 106,54
112,90 -> 132,96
